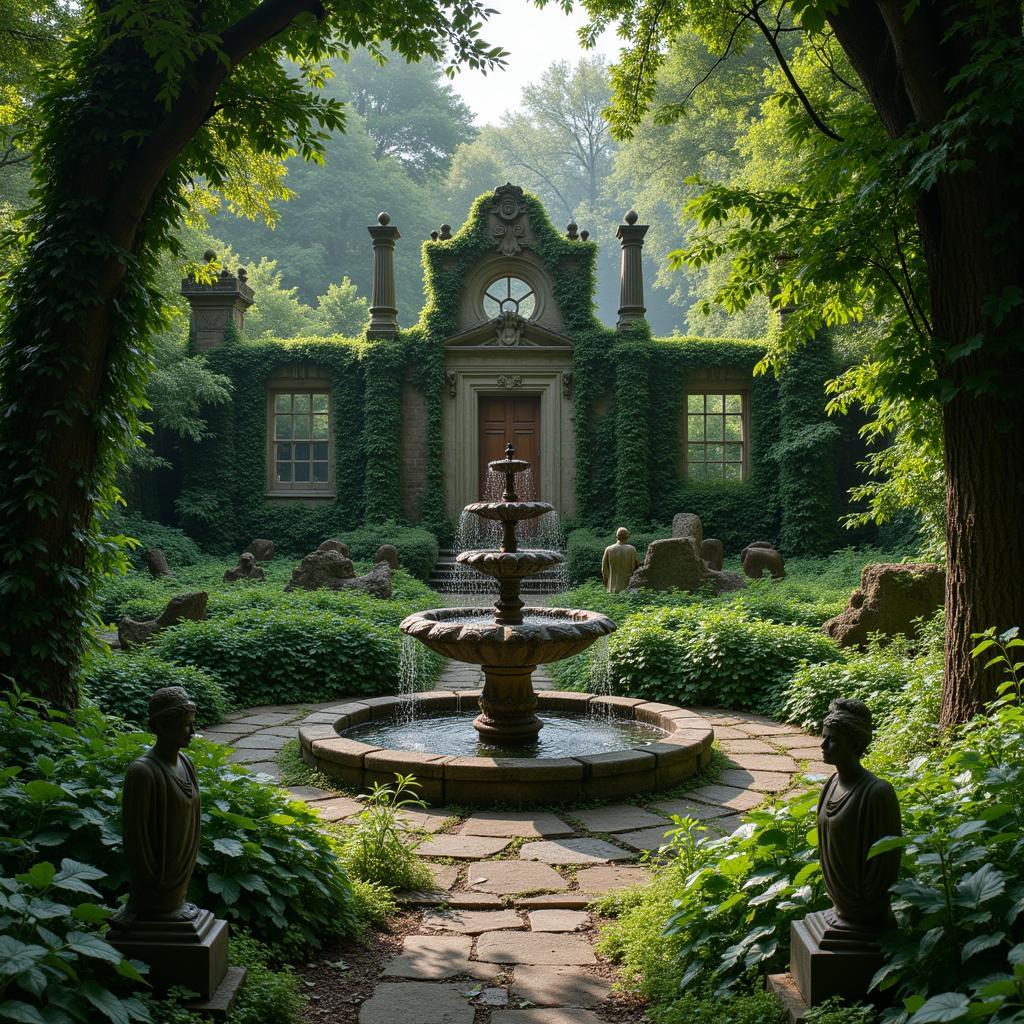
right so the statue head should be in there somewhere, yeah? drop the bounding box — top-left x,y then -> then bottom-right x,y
616,527 -> 630,542
148,686 -> 197,749
821,697 -> 873,766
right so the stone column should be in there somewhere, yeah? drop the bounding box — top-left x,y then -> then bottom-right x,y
616,209 -> 649,331
180,250 -> 254,351
367,212 -> 400,338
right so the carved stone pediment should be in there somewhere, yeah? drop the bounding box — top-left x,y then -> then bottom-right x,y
446,316 -> 572,350
489,183 -> 533,256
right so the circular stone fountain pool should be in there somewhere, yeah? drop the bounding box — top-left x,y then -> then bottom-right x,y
298,691 -> 715,805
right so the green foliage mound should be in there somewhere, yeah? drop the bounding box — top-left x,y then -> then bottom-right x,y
0,690 -> 362,968
595,633 -> 1024,1024
82,651 -> 228,728
558,604 -> 840,713
338,521 -> 438,583
105,509 -> 204,570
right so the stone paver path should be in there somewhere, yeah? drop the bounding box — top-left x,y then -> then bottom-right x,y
202,658 -> 826,1021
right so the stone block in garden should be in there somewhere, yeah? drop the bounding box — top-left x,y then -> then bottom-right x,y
117,591 -> 208,647
701,537 -> 724,570
671,512 -> 703,548
822,562 -> 945,647
223,552 -> 265,582
374,543 -> 399,568
329,559 -> 393,598
628,537 -> 706,592
283,549 -> 354,591
360,982 -> 474,1024
244,538 -> 274,561
317,538 -> 350,556
144,547 -> 173,577
741,542 -> 785,579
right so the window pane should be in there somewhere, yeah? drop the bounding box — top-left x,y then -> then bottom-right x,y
276,462 -> 291,482
313,442 -> 328,461
509,277 -> 530,299
687,415 -> 704,440
724,443 -> 743,462
274,415 -> 292,440
276,443 -> 291,461
274,394 -> 291,413
706,417 -> 724,441
293,415 -> 312,440
518,294 -> 535,318
724,463 -> 742,480
294,394 -> 311,413
687,444 -> 705,463
483,296 -> 500,318
687,394 -> 704,413
294,442 -> 310,461
312,462 -> 329,482
706,443 -> 723,461
705,463 -> 724,480
725,415 -> 743,440
312,414 -> 329,440
687,463 -> 704,481
725,394 -> 742,413
706,394 -> 723,414
294,463 -> 310,482
312,394 -> 328,413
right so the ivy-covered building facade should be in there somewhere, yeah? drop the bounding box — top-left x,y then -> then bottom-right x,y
175,185 -> 854,556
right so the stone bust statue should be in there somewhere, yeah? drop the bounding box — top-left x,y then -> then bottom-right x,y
115,686 -> 201,925
818,698 -> 901,933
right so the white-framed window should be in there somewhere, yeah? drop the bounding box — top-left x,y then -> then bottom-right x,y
269,390 -> 332,493
482,275 -> 536,319
684,391 -> 746,481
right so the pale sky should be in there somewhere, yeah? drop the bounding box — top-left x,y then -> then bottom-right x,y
446,0 -> 624,126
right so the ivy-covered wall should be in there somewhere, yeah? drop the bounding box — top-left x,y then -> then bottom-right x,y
173,188 -> 850,558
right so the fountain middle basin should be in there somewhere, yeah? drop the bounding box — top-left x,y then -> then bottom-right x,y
297,690 -> 716,805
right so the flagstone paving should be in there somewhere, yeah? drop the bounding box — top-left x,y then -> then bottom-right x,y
200,660 -> 826,1021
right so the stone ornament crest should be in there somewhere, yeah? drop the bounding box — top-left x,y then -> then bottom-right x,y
491,183 -> 528,255
497,374 -> 524,389
495,311 -> 526,345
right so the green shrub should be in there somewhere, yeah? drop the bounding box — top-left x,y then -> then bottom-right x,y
82,651 -> 228,727
339,520 -> 439,583
804,1000 -> 877,1024
1,689 -> 361,962
149,605 -> 433,706
648,990 -> 788,1024
104,508 -> 203,569
340,775 -> 434,892
227,932 -> 305,1024
589,605 -> 840,713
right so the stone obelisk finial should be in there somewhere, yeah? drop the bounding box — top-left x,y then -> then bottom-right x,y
367,212 -> 400,338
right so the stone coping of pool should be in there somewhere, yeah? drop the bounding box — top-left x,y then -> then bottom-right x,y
297,691 -> 714,806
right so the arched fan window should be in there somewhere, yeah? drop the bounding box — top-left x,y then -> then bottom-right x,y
482,276 -> 536,319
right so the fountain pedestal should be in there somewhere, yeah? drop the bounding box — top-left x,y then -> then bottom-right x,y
476,665 -> 541,742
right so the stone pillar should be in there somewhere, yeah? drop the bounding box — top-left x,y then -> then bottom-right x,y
616,210 -> 648,331
180,250 -> 254,351
367,211 -> 400,338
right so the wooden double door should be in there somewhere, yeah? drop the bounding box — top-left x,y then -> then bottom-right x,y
479,395 -> 540,497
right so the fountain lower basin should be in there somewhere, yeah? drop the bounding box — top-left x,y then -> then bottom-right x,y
298,691 -> 715,805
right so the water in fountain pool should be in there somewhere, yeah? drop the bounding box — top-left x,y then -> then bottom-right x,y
343,711 -> 665,758
397,634 -> 432,722
586,636 -> 615,719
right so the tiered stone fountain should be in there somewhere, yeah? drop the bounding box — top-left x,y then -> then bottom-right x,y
299,445 -> 715,804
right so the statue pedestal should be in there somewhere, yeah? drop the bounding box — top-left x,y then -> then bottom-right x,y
110,909 -> 234,1003
790,910 -> 885,1006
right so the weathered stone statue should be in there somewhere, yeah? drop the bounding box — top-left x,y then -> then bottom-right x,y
110,687 -> 241,1006
116,687 -> 200,923
602,527 -> 639,593
789,697 -> 901,1007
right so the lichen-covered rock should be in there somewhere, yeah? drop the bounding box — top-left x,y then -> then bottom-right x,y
318,539 -> 351,557
118,591 -> 208,648
671,513 -> 703,550
823,563 -> 945,648
374,544 -> 400,570
707,568 -> 745,593
701,538 -> 724,571
144,548 -> 173,578
223,552 -> 265,583
628,538 -> 707,592
246,538 -> 274,561
329,560 -> 393,599
284,550 -> 355,592
741,544 -> 785,579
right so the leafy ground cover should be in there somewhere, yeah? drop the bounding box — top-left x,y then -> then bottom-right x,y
593,633 -> 1024,1024
85,559 -> 444,723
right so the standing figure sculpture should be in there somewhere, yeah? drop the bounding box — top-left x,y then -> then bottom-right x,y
110,687 -> 239,1004
602,527 -> 640,593
116,686 -> 201,923
788,697 -> 902,1007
